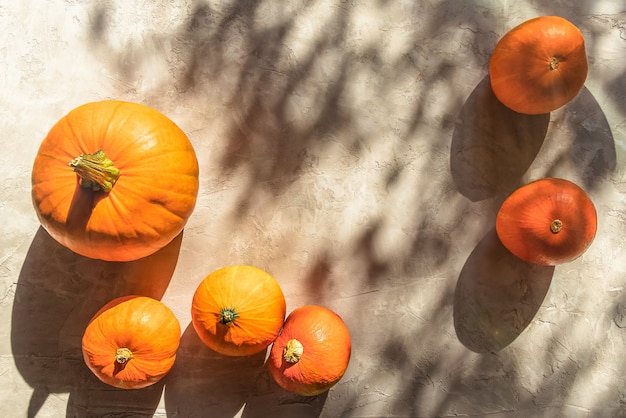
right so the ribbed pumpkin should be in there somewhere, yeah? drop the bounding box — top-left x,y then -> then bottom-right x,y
81,295 -> 181,389
496,178 -> 597,265
31,100 -> 199,261
191,266 -> 286,357
268,305 -> 351,396
489,16 -> 588,114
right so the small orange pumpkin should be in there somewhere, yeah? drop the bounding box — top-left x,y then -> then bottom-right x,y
496,178 -> 597,265
489,16 -> 588,114
191,266 -> 286,357
31,100 -> 199,261
268,305 -> 351,396
81,295 -> 181,389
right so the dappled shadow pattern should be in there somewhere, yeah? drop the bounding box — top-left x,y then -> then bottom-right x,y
184,3 -> 360,218
76,0 -> 625,416
454,228 -> 554,353
605,67 -> 626,116
541,86 -> 616,190
11,227 -> 182,417
451,75 -> 550,202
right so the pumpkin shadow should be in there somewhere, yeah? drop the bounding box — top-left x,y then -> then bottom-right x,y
11,227 -> 183,418
450,75 -> 550,202
66,379 -> 166,418
240,360 -> 329,418
163,323 -> 267,418
453,228 -> 554,353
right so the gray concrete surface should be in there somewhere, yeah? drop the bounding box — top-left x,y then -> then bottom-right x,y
1,1 -> 625,417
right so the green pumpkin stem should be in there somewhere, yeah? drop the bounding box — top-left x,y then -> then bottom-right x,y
115,347 -> 133,364
283,339 -> 304,364
220,307 -> 239,325
69,150 -> 120,192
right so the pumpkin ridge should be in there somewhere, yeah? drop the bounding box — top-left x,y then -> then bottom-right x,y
96,185 -> 186,239
229,316 -> 282,335
110,181 -> 192,218
103,101 -> 130,150
223,321 -> 274,346
101,102 -> 156,161
234,314 -> 285,323
231,296 -> 286,316
63,113 -> 93,156
36,186 -> 74,218
229,279 -> 284,313
127,355 -> 176,375
211,276 -> 260,311
113,146 -> 195,170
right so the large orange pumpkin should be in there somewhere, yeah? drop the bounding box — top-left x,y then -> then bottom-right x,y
191,265 -> 287,357
489,16 -> 588,114
268,305 -> 351,396
496,178 -> 597,265
82,295 -> 181,389
31,100 -> 199,262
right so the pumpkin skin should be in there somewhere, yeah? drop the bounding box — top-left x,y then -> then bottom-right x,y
268,305 -> 351,396
191,266 -> 287,357
81,295 -> 181,389
31,100 -> 199,262
496,178 -> 597,265
489,16 -> 588,114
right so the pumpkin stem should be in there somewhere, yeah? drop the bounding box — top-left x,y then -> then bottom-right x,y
550,219 -> 563,234
283,339 -> 304,364
549,57 -> 560,71
69,150 -> 120,192
220,307 -> 239,325
115,347 -> 133,364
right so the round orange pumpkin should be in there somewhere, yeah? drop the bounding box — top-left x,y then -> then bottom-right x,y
82,295 -> 181,389
489,16 -> 588,114
496,178 -> 597,265
268,305 -> 351,396
191,265 -> 287,357
31,100 -> 199,262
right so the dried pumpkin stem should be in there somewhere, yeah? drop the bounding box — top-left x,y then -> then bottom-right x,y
283,339 -> 304,364
115,347 -> 133,364
220,307 -> 239,325
69,150 -> 120,192
550,219 -> 563,234
549,57 -> 560,71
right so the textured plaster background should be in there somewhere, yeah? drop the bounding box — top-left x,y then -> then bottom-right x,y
1,1 -> 626,417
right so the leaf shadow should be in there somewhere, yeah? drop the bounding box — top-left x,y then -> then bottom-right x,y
540,86 -> 617,190
453,228 -> 554,353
